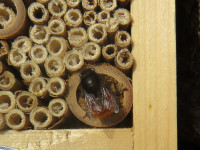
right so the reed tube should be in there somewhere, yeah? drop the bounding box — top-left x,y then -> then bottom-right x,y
0,40 -> 9,60
66,0 -> 81,8
115,31 -> 131,50
0,91 -> 15,114
97,10 -> 110,24
48,18 -> 67,37
102,44 -> 118,63
82,0 -> 98,11
12,36 -> 32,54
99,0 -> 117,12
48,0 -> 67,18
83,11 -> 97,28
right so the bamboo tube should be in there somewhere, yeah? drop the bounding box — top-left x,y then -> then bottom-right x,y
66,0 -> 81,8
113,8 -> 131,30
97,10 -> 110,24
7,49 -> 27,69
0,91 -> 15,114
5,109 -> 30,130
29,25 -> 50,45
0,40 -> 9,60
102,44 -> 118,63
46,36 -> 68,58
0,71 -> 24,91
30,107 -> 54,129
20,61 -> 42,85
47,77 -> 66,97
63,50 -> 84,72
36,0 -> 50,5
82,42 -> 101,63
29,45 -> 48,66
115,31 -> 131,50
114,48 -> 133,73
83,11 -> 97,28
29,77 -> 48,99
0,0 -> 27,40
48,0 -> 67,18
12,36 -> 32,54
28,2 -> 49,25
44,56 -> 66,78
48,18 -> 67,37
0,3 -> 16,29
0,113 -> 6,130
88,23 -> 107,46
48,98 -> 70,118
67,64 -> 133,127
82,0 -> 98,11
64,9 -> 83,29
105,18 -> 119,42
68,27 -> 88,48
99,0 -> 117,12
16,91 -> 39,113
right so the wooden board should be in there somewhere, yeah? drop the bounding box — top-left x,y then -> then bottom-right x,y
0,0 -> 177,149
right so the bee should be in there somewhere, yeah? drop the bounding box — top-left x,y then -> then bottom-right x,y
80,69 -> 119,118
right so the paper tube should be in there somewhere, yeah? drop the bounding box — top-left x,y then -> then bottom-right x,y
5,109 -> 30,130
0,91 -> 15,114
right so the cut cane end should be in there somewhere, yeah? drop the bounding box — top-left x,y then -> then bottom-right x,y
99,0 -> 117,12
102,44 -> 118,62
12,36 -> 32,54
82,0 -> 98,11
115,31 -> 131,49
66,0 -> 81,8
48,18 -> 67,37
63,50 -> 84,72
0,71 -> 15,91
0,40 -> 9,59
48,0 -> 67,18
97,10 -> 110,24
0,91 -> 15,114
30,45 -> 48,65
8,49 -> 27,68
83,11 -> 97,27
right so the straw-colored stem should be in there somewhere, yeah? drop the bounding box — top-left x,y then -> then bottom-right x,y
29,45 -> 48,66
68,27 -> 88,48
0,91 -> 15,114
48,18 -> 67,37
106,18 -> 119,42
48,98 -> 70,118
29,77 -> 48,99
48,0 -> 67,18
102,44 -> 118,63
82,0 -> 98,11
7,49 -> 27,69
113,8 -> 131,30
83,11 -> 97,28
46,36 -> 68,57
12,36 -> 32,54
97,10 -> 110,24
66,0 -> 81,8
20,61 -> 42,85
114,48 -> 133,73
0,40 -> 9,60
64,9 -> 83,29
36,0 -> 50,5
5,109 -> 30,130
63,50 -> 84,72
99,0 -> 117,12
82,42 -> 101,63
0,113 -> 7,130
30,107 -> 54,129
29,25 -> 50,45
47,77 -> 66,97
88,23 -> 107,46
28,2 -> 49,25
115,31 -> 131,50
0,71 -> 25,91
0,3 -> 16,28
16,91 -> 39,113
44,56 -> 66,78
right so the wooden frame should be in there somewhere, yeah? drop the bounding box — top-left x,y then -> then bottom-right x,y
0,0 -> 177,149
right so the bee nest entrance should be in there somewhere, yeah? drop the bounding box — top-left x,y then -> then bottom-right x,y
67,64 -> 133,127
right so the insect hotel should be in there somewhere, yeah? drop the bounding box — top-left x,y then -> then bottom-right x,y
0,0 -> 177,150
